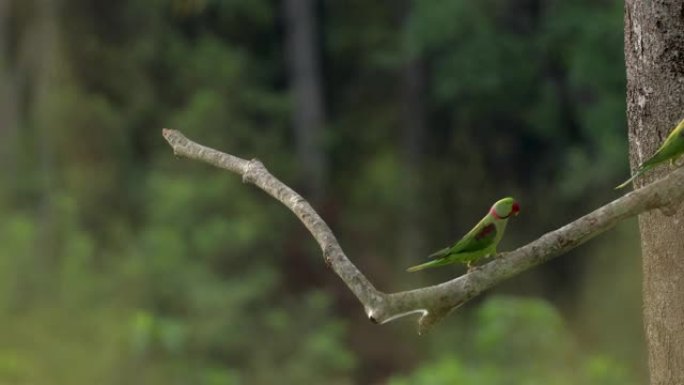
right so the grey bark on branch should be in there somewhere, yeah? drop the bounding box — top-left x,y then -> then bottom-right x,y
162,128 -> 684,334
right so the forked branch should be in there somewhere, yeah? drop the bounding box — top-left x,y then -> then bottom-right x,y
162,128 -> 684,334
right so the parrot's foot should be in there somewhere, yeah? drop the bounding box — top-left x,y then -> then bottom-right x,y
466,263 -> 481,273
674,156 -> 684,168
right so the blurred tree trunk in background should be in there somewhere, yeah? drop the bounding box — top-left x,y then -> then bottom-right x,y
284,0 -> 327,203
0,0 -> 18,192
0,0 -> 61,298
624,1 -> 684,383
31,0 -> 60,273
398,1 -> 427,265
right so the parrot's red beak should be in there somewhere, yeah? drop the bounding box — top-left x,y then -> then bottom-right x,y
512,202 -> 521,216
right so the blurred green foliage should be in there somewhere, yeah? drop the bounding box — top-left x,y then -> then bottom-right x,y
0,0 -> 644,383
390,296 -> 637,385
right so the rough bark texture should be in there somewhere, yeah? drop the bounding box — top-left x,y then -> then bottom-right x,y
624,1 -> 684,383
163,128 -> 684,335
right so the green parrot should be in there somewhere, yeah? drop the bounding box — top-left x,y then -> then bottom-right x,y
616,117 -> 684,189
406,197 -> 520,272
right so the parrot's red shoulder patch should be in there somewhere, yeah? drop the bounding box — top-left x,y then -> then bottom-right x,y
475,224 -> 496,240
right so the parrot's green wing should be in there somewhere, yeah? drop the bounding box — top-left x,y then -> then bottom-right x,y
408,220 -> 498,272
450,222 -> 497,253
426,247 -> 451,259
427,217 -> 498,259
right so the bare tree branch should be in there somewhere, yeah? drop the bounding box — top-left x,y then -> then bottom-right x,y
162,128 -> 684,334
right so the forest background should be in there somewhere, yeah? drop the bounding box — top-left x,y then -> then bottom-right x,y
0,0 -> 643,384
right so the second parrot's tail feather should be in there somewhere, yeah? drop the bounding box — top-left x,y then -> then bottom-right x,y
615,166 -> 648,190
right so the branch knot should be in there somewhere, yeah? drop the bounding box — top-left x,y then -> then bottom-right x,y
323,244 -> 337,267
242,158 -> 262,184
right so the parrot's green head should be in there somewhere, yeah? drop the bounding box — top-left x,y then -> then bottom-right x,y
490,197 -> 520,219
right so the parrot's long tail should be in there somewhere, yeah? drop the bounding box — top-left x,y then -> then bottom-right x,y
615,166 -> 649,190
406,258 -> 449,272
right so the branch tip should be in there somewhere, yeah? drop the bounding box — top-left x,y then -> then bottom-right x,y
161,128 -> 177,143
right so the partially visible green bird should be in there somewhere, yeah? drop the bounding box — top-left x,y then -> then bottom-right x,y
407,197 -> 520,272
616,117 -> 684,189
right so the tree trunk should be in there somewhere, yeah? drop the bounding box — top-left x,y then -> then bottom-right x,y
283,0 -> 327,203
624,1 -> 684,383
